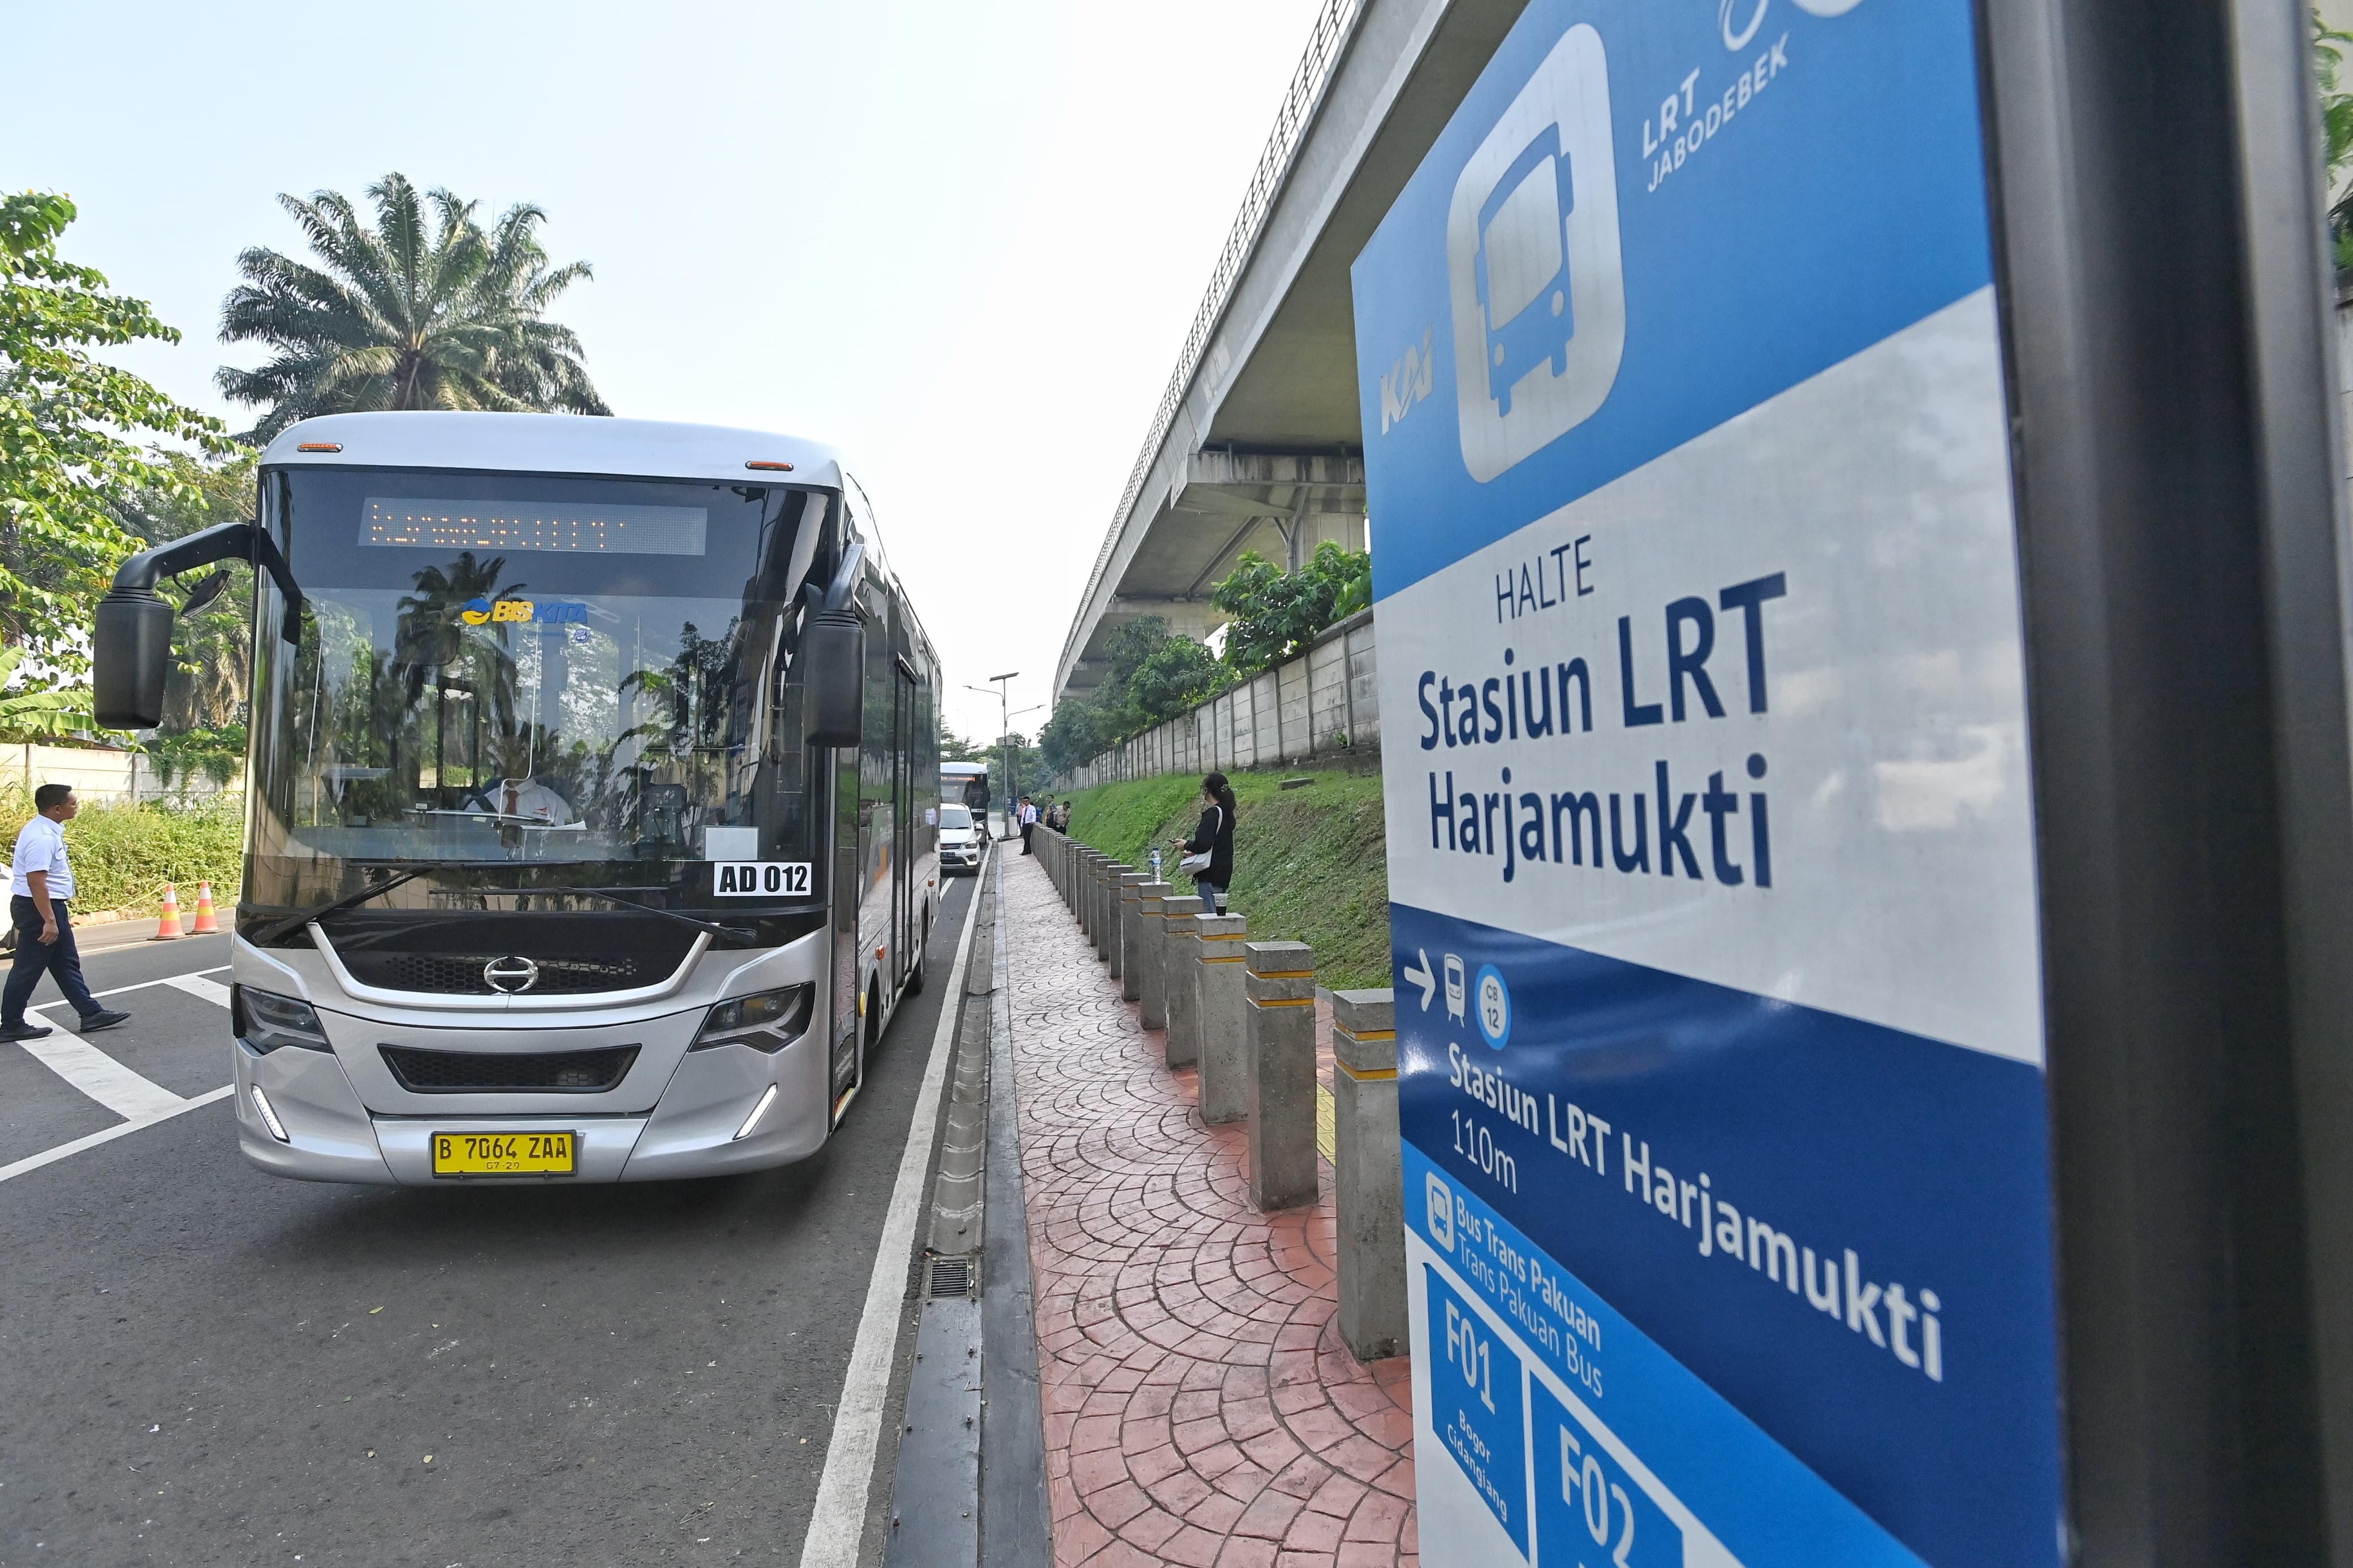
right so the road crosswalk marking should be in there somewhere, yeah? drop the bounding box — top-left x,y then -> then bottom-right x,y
0,1087 -> 235,1186
5,965 -> 238,1178
161,973 -> 234,1007
14,1032 -> 187,1119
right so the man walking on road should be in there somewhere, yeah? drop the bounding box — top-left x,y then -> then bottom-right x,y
3,785 -> 131,1042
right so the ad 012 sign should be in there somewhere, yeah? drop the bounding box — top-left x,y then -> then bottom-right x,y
1351,1 -> 2062,1564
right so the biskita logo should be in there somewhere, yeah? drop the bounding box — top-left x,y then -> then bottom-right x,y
459,598 -> 587,625
1447,22 -> 1626,482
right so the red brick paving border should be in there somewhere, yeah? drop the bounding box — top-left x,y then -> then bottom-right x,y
1002,853 -> 1417,1568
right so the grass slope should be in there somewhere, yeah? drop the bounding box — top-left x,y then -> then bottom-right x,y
1055,768 -> 1392,991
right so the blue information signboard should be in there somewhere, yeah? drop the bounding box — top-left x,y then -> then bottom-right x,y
1351,2 -> 2063,1564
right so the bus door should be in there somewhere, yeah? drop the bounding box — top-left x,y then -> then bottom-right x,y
829,741 -> 861,1114
893,660 -> 916,989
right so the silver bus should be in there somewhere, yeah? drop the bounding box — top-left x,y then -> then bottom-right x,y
96,413 -> 942,1183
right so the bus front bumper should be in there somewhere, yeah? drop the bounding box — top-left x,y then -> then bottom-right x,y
232,1031 -> 833,1186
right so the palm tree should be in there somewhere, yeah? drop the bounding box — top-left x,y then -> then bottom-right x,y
217,174 -> 609,442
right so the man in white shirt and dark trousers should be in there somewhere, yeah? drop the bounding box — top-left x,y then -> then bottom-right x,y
3,785 -> 131,1042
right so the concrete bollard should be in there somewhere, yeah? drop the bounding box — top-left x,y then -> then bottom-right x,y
1135,880 -> 1173,1029
1115,873 -> 1145,990
1098,861 -> 1127,965
1243,941 -> 1320,1211
1194,914 -> 1250,1122
1160,896 -> 1204,1068
1096,859 -> 1118,960
1084,851 -> 1105,943
1331,988 -> 1405,1361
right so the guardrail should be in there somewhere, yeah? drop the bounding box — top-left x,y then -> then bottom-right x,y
1057,0 -> 1372,686
1057,607 -> 1380,790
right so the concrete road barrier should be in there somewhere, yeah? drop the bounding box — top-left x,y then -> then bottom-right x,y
1115,874 -> 1145,991
1161,896 -> 1204,1069
1243,941 -> 1320,1211
1136,881 -> 1173,1030
1330,988 -> 1404,1362
1195,915 -> 1250,1124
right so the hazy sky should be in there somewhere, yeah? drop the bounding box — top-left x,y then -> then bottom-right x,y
6,0 -> 1326,743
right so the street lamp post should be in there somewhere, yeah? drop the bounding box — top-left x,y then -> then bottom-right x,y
966,672 -> 1018,839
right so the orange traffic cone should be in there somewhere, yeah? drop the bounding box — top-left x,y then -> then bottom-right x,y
151,883 -> 185,940
191,880 -> 219,935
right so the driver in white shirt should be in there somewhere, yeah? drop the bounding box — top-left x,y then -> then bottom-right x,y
487,738 -> 575,826
495,775 -> 574,825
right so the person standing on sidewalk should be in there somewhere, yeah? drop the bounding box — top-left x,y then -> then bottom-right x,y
3,785 -> 131,1043
1019,796 -> 1039,854
1171,772 -> 1236,914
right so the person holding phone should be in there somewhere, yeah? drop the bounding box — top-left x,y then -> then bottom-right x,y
1170,772 -> 1236,914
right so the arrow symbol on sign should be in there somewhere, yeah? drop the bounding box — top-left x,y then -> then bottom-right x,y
1402,948 -> 1437,1011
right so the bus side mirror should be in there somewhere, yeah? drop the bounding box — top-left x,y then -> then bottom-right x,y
93,593 -> 174,731
804,610 -> 864,747
91,518 -> 306,731
801,541 -> 868,749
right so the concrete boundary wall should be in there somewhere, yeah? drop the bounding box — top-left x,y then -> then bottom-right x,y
6,742 -> 238,804
1061,608 -> 1381,789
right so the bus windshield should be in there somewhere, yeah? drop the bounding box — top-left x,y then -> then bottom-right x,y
245,467 -> 838,925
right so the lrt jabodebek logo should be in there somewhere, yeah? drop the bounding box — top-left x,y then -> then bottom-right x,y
1447,22 -> 1625,482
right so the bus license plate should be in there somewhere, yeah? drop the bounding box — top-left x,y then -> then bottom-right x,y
432,1130 -> 577,1177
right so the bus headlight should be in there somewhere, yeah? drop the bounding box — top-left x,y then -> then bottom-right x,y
691,985 -> 813,1053
233,986 -> 331,1053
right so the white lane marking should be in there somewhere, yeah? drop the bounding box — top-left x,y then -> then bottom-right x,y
28,964 -> 232,1008
161,974 -> 233,1007
0,1086 -> 233,1185
13,1033 -> 186,1120
799,856 -> 988,1568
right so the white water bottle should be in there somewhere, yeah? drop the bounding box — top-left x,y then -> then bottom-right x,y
1150,847 -> 1163,880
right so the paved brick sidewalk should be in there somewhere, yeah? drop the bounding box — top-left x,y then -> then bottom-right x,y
1001,853 -> 1416,1568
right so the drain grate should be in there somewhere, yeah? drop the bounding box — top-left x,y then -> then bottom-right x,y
926,1255 -> 975,1299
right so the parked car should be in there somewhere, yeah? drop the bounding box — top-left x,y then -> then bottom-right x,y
938,804 -> 985,876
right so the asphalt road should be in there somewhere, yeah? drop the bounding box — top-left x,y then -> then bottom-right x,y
0,875 -> 976,1566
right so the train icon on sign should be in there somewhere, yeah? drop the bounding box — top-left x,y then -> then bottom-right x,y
1445,954 -> 1467,1024
1447,21 -> 1625,481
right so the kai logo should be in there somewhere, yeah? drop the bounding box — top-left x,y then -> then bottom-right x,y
460,598 -> 587,626
1380,326 -> 1436,434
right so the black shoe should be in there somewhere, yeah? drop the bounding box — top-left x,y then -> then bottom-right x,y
1,1022 -> 53,1041
77,1009 -> 131,1033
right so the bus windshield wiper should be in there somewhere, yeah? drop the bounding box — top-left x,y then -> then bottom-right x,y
254,867 -> 429,945
556,885 -> 757,943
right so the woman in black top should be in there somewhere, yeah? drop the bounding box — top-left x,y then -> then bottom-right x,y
1172,772 -> 1237,913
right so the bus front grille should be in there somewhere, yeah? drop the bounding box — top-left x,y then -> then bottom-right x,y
354,953 -> 669,996
380,1044 -> 641,1094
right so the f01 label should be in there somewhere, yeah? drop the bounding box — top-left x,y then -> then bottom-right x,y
713,861 -> 813,897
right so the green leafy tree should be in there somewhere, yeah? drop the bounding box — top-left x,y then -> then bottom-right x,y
2318,14 -> 2353,267
0,645 -> 93,740
1210,542 -> 1369,675
1124,632 -> 1229,721
117,447 -> 261,737
1038,616 -> 1231,774
218,174 -> 610,442
1039,697 -> 1111,776
1,191 -> 231,667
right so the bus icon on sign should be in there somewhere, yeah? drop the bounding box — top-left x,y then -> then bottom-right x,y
1447,21 -> 1624,481
1476,126 -> 1578,414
